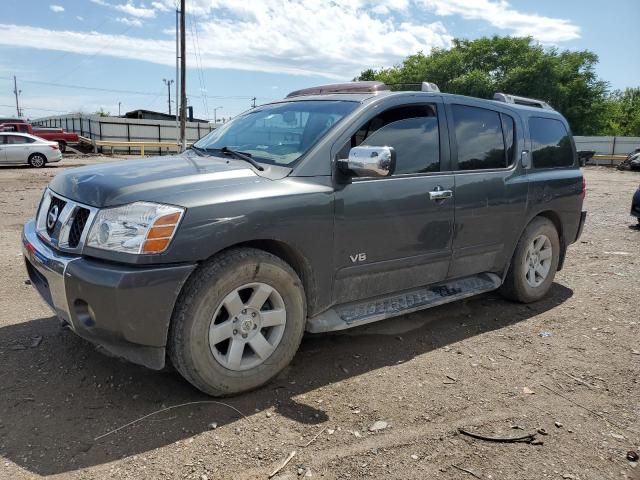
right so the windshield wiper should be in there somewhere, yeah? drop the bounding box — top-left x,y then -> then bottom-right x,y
215,146 -> 264,171
189,145 -> 208,157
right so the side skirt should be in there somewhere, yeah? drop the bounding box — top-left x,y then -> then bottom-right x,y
305,273 -> 501,333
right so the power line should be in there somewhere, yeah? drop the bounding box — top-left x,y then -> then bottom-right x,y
49,23 -> 136,84
0,76 -> 275,101
189,13 -> 210,120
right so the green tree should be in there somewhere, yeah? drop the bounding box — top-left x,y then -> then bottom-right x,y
356,36 -> 612,135
94,107 -> 111,117
600,88 -> 640,136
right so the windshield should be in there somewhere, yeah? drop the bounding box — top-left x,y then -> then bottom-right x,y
193,100 -> 358,166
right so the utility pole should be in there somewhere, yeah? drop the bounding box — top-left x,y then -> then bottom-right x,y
213,106 -> 222,124
13,76 -> 22,117
118,101 -> 122,116
163,79 -> 174,115
251,97 -> 256,108
179,0 -> 187,151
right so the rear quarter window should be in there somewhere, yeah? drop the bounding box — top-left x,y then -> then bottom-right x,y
529,117 -> 574,168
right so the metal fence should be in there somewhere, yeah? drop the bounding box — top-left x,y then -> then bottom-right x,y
574,136 -> 640,156
32,114 -> 215,154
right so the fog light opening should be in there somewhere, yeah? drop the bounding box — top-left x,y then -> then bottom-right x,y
73,299 -> 96,327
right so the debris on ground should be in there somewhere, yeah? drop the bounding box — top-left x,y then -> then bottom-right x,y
522,387 -> 535,395
538,331 -> 553,337
368,420 -> 389,432
627,451 -> 639,462
268,450 -> 296,479
458,428 -> 537,444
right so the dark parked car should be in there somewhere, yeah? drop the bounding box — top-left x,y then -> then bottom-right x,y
632,184 -> 640,225
22,82 -> 586,396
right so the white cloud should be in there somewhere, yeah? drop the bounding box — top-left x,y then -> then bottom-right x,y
76,15 -> 84,21
49,4 -> 65,13
0,0 -> 581,80
116,17 -> 143,27
90,0 -> 157,18
417,0 -> 580,42
0,0 -> 453,79
151,1 -> 171,12
114,2 -> 156,18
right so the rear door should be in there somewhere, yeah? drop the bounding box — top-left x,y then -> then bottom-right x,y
333,97 -> 455,304
445,100 -> 529,279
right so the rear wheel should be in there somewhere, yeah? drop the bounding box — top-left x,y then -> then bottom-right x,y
500,217 -> 560,303
57,141 -> 67,153
168,248 -> 306,396
28,153 -> 46,168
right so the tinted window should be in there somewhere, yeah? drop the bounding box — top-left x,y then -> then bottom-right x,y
452,105 -> 508,170
501,113 -> 515,164
5,135 -> 33,144
530,117 -> 574,168
342,105 -> 439,174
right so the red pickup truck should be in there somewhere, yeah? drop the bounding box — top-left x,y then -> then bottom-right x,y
0,123 -> 79,153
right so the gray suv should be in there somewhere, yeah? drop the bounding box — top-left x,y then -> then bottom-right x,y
22,82 -> 586,396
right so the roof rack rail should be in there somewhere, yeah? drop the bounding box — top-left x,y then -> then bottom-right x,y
493,92 -> 553,110
286,81 -> 388,98
421,82 -> 440,92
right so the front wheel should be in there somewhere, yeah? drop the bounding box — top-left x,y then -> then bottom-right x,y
168,248 -> 306,396
500,217 -> 560,303
57,141 -> 67,153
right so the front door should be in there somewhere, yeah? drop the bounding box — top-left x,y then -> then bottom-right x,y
333,100 -> 455,304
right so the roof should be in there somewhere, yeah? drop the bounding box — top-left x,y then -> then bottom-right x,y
0,131 -> 45,140
271,90 -> 563,116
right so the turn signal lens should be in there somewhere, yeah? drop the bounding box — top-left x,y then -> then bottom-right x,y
142,238 -> 171,253
141,212 -> 183,253
154,212 -> 181,226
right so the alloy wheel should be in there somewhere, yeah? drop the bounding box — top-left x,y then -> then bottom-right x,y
209,282 -> 286,371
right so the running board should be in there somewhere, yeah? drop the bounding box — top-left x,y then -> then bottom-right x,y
306,273 -> 501,333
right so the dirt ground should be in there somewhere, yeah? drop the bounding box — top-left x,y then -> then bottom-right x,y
0,157 -> 638,480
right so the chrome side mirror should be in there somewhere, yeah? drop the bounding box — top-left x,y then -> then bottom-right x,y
339,145 -> 396,178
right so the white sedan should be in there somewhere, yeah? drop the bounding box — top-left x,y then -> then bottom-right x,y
0,132 -> 62,167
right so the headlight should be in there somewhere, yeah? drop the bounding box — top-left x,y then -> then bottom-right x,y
86,202 -> 184,254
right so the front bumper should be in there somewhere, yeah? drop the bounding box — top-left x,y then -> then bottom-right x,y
22,220 -> 196,369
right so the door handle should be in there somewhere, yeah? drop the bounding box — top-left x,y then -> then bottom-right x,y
429,188 -> 453,201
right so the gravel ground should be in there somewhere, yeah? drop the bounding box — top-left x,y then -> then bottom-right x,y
0,157 -> 638,480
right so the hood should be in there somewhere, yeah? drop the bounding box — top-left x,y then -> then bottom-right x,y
48,154 -> 278,207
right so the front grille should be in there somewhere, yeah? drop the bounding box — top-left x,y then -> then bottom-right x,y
46,197 -> 67,236
69,207 -> 90,248
36,189 -> 98,253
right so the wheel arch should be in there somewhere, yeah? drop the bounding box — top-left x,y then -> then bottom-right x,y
234,239 -> 318,315
534,210 -> 567,271
502,209 -> 566,280
180,239 -> 319,318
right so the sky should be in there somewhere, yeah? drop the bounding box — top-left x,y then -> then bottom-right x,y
0,0 -> 638,122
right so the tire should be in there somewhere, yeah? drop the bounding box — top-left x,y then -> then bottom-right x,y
499,217 -> 560,303
57,141 -> 66,153
168,247 -> 306,396
28,153 -> 46,168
